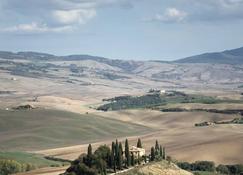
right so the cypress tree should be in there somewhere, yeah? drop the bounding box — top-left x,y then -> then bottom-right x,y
155,140 -> 159,151
137,138 -> 142,148
159,145 -> 163,158
118,142 -> 123,170
163,147 -> 166,160
131,153 -> 135,166
119,142 -> 123,164
155,140 -> 159,155
125,139 -> 131,167
87,144 -> 92,167
115,139 -> 119,168
88,144 -> 92,156
150,146 -> 155,161
111,142 -> 116,172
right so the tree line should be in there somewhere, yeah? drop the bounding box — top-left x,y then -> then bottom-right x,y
0,159 -> 37,175
64,138 -> 166,175
177,161 -> 243,175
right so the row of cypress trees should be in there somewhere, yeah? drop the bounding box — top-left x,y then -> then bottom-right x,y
150,140 -> 166,161
110,138 -> 137,172
84,138 -> 166,174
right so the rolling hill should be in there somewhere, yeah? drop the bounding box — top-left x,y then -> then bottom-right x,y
174,46 -> 243,64
0,109 -> 152,151
0,47 -> 243,93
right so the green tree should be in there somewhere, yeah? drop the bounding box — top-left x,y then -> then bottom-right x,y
94,145 -> 110,164
87,144 -> 93,167
76,163 -> 97,175
115,140 -> 119,169
131,153 -> 135,166
118,142 -> 123,170
88,144 -> 92,157
137,138 -> 142,148
155,140 -> 159,155
159,145 -> 163,158
216,164 -> 229,174
150,147 -> 155,161
163,147 -> 166,160
125,139 -> 131,167
0,160 -> 22,175
111,142 -> 116,172
96,158 -> 107,175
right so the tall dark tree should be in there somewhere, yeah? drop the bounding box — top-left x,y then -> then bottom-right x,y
150,146 -> 155,161
88,144 -> 92,157
111,142 -> 116,172
163,147 -> 166,160
87,144 -> 93,167
155,140 -> 159,155
115,139 -> 119,169
125,139 -> 131,167
159,145 -> 163,158
131,153 -> 135,166
119,142 -> 123,164
118,142 -> 123,170
137,138 -> 142,148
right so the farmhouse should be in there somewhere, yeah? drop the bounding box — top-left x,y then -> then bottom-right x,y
129,146 -> 145,157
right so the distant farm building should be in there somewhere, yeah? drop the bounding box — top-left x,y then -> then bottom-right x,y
129,146 -> 145,157
148,89 -> 165,94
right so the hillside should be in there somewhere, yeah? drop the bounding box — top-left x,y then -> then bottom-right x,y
119,161 -> 192,175
175,47 -> 243,64
1,48 -> 243,171
0,51 -> 142,72
0,109 -> 152,151
1,52 -> 243,103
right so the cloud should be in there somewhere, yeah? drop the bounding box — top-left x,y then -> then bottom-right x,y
0,0 -> 135,34
146,0 -> 243,24
151,8 -> 188,23
182,0 -> 243,21
1,22 -> 73,33
52,9 -> 96,25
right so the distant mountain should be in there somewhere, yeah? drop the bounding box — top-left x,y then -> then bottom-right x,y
1,48 -> 243,88
174,47 -> 243,64
0,51 -> 142,72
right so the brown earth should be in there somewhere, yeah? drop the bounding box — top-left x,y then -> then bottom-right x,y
35,109 -> 243,165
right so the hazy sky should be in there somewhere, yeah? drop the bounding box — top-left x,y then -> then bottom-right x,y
0,0 -> 243,60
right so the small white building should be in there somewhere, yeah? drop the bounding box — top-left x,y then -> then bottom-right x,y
129,146 -> 145,157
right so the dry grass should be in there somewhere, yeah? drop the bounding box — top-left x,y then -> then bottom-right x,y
120,161 -> 193,175
36,109 -> 243,165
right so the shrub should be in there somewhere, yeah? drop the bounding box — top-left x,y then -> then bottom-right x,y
192,161 -> 215,172
177,162 -> 192,170
0,159 -> 22,175
216,164 -> 229,174
226,164 -> 243,174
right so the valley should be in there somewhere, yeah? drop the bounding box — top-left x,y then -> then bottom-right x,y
0,48 -> 243,175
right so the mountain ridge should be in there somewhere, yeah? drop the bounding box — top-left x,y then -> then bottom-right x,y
174,46 -> 243,64
1,46 -> 243,65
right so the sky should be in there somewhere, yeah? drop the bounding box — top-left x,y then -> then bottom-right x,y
0,0 -> 243,60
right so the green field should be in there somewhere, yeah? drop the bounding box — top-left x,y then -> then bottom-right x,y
0,109 -> 152,151
97,92 -> 243,111
0,151 -> 64,168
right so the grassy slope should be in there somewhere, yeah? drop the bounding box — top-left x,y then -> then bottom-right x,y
0,151 -> 63,167
120,161 -> 192,175
0,109 -> 152,151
